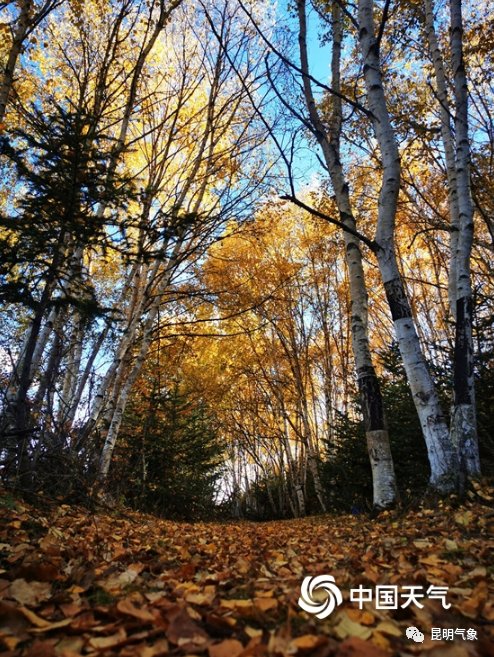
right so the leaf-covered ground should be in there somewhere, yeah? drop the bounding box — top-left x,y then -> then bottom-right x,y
1,488 -> 493,657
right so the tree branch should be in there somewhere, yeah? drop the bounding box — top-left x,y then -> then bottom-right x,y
280,194 -> 379,252
237,0 -> 375,120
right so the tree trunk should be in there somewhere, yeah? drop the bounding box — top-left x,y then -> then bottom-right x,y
296,0 -> 396,508
98,231 -> 186,480
423,0 -> 480,481
448,0 -> 480,480
357,0 -> 458,493
0,0 -> 32,123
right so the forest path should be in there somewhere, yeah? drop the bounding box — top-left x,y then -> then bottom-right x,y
1,490 -> 493,656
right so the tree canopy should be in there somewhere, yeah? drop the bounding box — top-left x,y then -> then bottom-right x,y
0,0 -> 493,516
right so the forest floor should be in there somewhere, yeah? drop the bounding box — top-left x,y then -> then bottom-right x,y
1,487 -> 493,657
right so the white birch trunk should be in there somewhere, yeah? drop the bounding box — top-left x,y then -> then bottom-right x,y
448,0 -> 480,478
0,0 -> 31,123
58,318 -> 84,427
282,414 -> 303,517
78,259 -> 155,441
98,233 -> 186,479
423,0 -> 460,315
424,0 -> 480,479
297,0 -> 396,508
357,0 -> 458,493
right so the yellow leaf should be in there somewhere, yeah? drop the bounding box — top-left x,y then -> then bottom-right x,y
30,617 -> 73,633
245,626 -> 263,638
253,597 -> 278,612
18,607 -> 51,628
289,634 -> 326,652
454,511 -> 474,526
220,599 -> 253,612
334,613 -> 373,640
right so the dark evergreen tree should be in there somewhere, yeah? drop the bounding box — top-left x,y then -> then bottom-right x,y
321,411 -> 373,513
0,102 -> 134,311
0,102 -> 135,486
113,382 -> 224,520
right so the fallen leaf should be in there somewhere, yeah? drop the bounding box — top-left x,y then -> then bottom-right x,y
454,511 -> 474,527
166,607 -> 209,648
334,613 -> 373,641
370,631 -> 391,652
336,636 -> 391,657
23,638 -> 58,657
245,626 -> 263,638
121,638 -> 169,657
116,598 -> 154,622
208,638 -> 244,657
0,600 -> 31,635
0,631 -> 22,650
30,618 -> 73,633
88,628 -> 127,649
289,634 -> 327,652
346,609 -> 375,625
253,597 -> 278,612
18,607 -> 52,628
220,599 -> 253,613
39,535 -> 61,556
53,635 -> 85,654
374,621 -> 401,637
9,580 -> 51,606
457,580 -> 489,618
99,568 -> 139,592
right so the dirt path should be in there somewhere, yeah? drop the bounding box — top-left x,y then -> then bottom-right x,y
1,490 -> 493,656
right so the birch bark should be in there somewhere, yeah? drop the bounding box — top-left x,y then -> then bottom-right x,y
448,0 -> 480,478
423,0 -> 460,315
98,235 -> 186,479
296,0 -> 396,508
0,0 -> 32,124
357,0 -> 458,493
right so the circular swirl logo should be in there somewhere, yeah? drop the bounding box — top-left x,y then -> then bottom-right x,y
298,575 -> 343,619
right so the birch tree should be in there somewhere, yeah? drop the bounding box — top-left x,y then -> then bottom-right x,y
355,0 -> 459,493
292,0 -> 396,509
93,1 -> 270,482
0,0 -> 269,490
423,0 -> 480,479
0,0 -> 63,124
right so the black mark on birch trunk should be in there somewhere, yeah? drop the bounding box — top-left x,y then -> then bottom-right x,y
454,295 -> 473,405
384,278 -> 411,321
358,365 -> 386,432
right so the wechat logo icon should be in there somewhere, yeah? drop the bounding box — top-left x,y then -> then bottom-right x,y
406,626 -> 425,643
